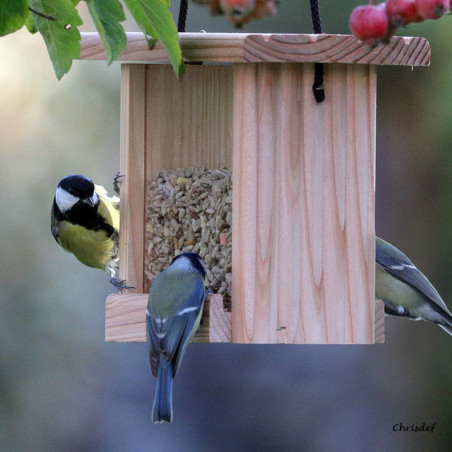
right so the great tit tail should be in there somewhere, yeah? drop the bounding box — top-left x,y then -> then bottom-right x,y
152,358 -> 173,424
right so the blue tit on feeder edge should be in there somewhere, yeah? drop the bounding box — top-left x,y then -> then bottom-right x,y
376,236 -> 452,335
147,252 -> 207,423
51,174 -> 129,290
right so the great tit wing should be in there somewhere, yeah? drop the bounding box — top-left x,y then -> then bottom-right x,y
51,202 -> 61,244
95,184 -> 120,210
51,223 -> 60,243
376,245 -> 449,313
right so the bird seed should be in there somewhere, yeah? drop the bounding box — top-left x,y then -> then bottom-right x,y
145,167 -> 232,307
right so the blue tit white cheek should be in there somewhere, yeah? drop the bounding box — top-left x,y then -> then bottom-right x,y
55,187 -> 79,212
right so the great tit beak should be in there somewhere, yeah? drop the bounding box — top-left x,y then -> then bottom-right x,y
82,195 -> 96,207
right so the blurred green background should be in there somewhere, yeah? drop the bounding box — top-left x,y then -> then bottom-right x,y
1,1 -> 452,451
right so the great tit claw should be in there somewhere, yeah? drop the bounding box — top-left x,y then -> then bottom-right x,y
110,277 -> 134,292
113,172 -> 123,196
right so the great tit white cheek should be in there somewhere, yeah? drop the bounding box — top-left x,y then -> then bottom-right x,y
55,187 -> 79,212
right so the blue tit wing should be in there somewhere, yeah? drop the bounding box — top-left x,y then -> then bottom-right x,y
147,272 -> 205,378
162,278 -> 205,377
376,238 -> 449,314
147,314 -> 163,378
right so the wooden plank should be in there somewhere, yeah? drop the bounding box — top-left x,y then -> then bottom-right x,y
144,64 -> 233,177
209,295 -> 232,342
119,65 -> 146,293
105,294 -> 231,342
344,65 -> 376,343
232,63 -> 376,344
80,32 -> 430,66
243,34 -> 430,66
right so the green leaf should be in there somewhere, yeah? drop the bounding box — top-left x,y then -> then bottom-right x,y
25,12 -> 39,34
0,0 -> 28,36
124,0 -> 184,79
26,0 -> 80,34
30,0 -> 82,80
85,0 -> 127,64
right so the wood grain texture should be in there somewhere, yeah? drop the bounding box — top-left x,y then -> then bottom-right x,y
232,63 -> 376,344
115,60 -> 382,344
375,299 -> 385,344
209,294 -> 232,342
105,293 -> 230,343
79,32 -> 430,66
144,65 -> 233,175
242,34 -> 430,66
119,65 -> 146,293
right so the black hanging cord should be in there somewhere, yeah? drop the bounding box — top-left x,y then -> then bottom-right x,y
309,0 -> 325,103
178,0 -> 189,33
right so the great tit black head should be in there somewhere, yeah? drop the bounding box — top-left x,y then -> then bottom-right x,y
55,174 -> 99,212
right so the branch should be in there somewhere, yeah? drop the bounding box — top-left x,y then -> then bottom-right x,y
28,7 -> 57,22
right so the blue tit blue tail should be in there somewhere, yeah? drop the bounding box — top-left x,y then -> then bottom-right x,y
152,358 -> 173,424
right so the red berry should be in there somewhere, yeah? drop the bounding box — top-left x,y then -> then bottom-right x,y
414,0 -> 450,19
386,0 -> 418,25
349,5 -> 390,46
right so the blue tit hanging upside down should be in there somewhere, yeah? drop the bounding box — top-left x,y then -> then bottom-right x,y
147,252 -> 207,424
376,236 -> 452,335
51,174 -> 129,290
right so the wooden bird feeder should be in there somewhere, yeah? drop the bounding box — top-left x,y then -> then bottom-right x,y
80,32 -> 430,345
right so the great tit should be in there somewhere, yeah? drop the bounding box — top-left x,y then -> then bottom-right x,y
147,252 -> 207,424
51,174 -> 126,289
376,236 -> 452,335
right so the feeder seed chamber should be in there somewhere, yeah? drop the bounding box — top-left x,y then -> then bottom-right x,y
79,32 -> 430,345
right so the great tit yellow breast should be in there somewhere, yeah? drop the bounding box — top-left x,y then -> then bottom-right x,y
57,221 -> 117,271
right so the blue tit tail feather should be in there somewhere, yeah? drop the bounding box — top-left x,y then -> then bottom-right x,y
439,324 -> 452,336
436,310 -> 452,336
152,358 -> 173,424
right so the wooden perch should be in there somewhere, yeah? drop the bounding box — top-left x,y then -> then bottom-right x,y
105,293 -> 231,343
80,32 -> 430,67
105,294 -> 382,343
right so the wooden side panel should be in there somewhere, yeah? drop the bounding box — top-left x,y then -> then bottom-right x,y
119,65 -> 146,293
232,63 -> 376,344
144,65 -> 233,176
